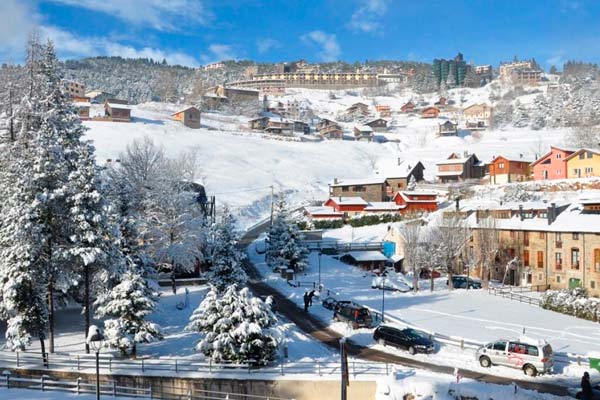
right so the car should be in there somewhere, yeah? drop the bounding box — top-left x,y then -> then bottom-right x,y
475,338 -> 554,376
333,303 -> 373,329
321,297 -> 338,310
373,325 -> 435,355
447,275 -> 482,289
419,269 -> 441,279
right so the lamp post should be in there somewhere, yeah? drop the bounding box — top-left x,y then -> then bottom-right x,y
86,326 -> 105,400
318,251 -> 322,288
381,276 -> 385,323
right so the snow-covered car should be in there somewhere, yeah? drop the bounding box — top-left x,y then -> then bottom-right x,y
476,338 -> 553,376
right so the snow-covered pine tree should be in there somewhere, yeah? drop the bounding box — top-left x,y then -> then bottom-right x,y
266,196 -> 308,273
512,100 -> 530,128
205,207 -> 248,292
187,285 -> 282,365
94,264 -> 162,357
531,94 -> 549,130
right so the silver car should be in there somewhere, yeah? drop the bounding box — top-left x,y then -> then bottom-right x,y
476,338 -> 553,376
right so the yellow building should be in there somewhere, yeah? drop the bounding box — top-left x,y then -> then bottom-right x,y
565,149 -> 600,179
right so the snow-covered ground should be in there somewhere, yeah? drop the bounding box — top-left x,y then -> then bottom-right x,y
83,85 -> 573,228
0,388 -> 138,400
248,233 -> 600,387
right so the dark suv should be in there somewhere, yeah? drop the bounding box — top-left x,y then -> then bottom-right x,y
333,303 -> 373,329
373,325 -> 435,355
447,275 -> 482,289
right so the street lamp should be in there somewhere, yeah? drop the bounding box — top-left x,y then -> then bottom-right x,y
86,325 -> 105,400
381,276 -> 386,323
318,251 -> 322,288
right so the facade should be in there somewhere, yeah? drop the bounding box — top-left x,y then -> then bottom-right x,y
74,102 -> 91,121
86,90 -> 115,104
400,101 -> 415,113
249,71 -> 379,89
489,155 -> 532,184
438,120 -> 458,136
340,251 -> 389,272
354,125 -> 374,141
385,161 -> 426,194
436,152 -> 484,183
215,86 -> 259,103
456,199 -> 600,295
463,104 -> 492,125
565,149 -> 600,179
319,124 -> 343,140
347,102 -> 370,115
511,69 -> 542,86
392,191 -> 438,214
172,106 -> 200,129
531,146 -> 575,181
421,107 -> 440,119
365,118 -> 388,132
64,81 -> 85,98
248,116 -> 269,130
104,102 -> 131,122
498,61 -> 534,80
329,178 -> 387,203
265,119 -> 293,135
227,79 -> 286,96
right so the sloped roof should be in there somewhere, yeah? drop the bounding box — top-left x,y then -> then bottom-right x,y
564,148 -> 600,162
330,177 -> 386,187
172,106 -> 199,116
326,197 -> 369,206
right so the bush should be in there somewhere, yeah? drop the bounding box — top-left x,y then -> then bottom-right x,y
311,213 -> 405,230
541,288 -> 600,322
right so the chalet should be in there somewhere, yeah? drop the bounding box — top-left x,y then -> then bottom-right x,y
489,155 -> 532,184
438,120 -> 458,136
86,90 -> 115,104
323,197 -> 368,216
400,101 -> 415,113
565,149 -> 600,179
375,105 -> 391,118
319,124 -> 344,140
340,251 -> 389,271
248,116 -> 270,130
384,160 -> 426,195
531,146 -> 576,180
364,118 -> 388,132
354,125 -> 374,141
265,118 -> 294,135
434,97 -> 447,107
316,118 -> 338,131
329,177 -> 387,203
172,106 -> 200,129
74,102 -> 91,121
104,101 -> 131,122
346,102 -> 369,116
292,120 -> 310,134
421,107 -> 440,119
463,104 -> 492,125
392,191 -> 438,214
436,152 -> 484,183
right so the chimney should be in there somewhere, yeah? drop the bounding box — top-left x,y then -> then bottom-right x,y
518,205 -> 524,221
547,202 -> 557,225
334,178 -> 338,184
464,150 -> 468,158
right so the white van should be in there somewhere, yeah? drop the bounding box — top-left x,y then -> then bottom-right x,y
475,338 -> 554,376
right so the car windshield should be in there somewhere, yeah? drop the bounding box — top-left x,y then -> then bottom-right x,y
405,328 -> 427,339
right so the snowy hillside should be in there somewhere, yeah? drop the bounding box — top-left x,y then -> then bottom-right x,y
85,86 -> 572,228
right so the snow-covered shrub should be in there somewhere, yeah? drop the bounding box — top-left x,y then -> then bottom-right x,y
541,288 -> 600,322
187,285 -> 282,365
95,269 -> 162,356
501,185 -> 533,202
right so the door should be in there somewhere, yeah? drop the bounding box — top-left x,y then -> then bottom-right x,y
569,278 -> 581,289
508,342 -> 527,368
490,341 -> 508,365
542,170 -> 548,180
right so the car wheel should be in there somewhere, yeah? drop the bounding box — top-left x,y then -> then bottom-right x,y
378,338 -> 386,346
479,356 -> 491,368
524,364 -> 537,377
408,346 -> 416,355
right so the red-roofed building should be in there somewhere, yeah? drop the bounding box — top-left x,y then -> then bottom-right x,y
393,191 -> 438,214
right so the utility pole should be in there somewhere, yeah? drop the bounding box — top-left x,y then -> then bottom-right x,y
340,337 -> 348,400
269,185 -> 275,227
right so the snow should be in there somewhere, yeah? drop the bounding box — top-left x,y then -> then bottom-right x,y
343,251 -> 389,262
0,388 -> 140,400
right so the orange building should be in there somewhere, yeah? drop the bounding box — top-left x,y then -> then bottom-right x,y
172,106 -> 201,129
489,155 -> 532,184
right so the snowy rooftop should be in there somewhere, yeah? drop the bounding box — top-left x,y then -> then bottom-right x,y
73,102 -> 91,108
364,202 -> 403,211
355,125 -> 373,132
105,102 -> 131,110
342,251 -> 389,262
304,206 -> 343,216
330,177 -> 386,187
327,196 -> 369,205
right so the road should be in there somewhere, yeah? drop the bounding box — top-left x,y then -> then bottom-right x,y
239,222 -> 574,397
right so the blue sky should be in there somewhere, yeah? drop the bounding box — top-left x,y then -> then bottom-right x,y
1,0 -> 599,69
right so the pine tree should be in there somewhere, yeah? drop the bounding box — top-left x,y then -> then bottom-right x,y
407,175 -> 417,190
95,265 -> 162,357
187,285 -> 282,365
266,197 -> 308,273
205,207 -> 248,292
512,100 -> 530,128
531,94 -> 549,130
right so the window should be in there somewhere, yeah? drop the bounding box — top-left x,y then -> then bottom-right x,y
539,232 -> 546,239
555,232 -> 562,248
588,151 -> 594,159
556,153 -> 562,159
573,233 -> 579,240
595,249 -> 600,272
523,250 -> 530,267
579,153 -> 585,160
341,187 -> 349,192
492,341 -> 507,351
537,251 -> 544,269
499,162 -> 505,169
592,281 -> 596,289
571,248 -> 580,269
586,167 -> 594,174
557,276 -> 561,283
354,185 -> 365,192
524,231 -> 529,246
555,253 -> 562,270
509,230 -> 516,239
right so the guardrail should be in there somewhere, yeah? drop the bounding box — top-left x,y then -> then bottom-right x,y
488,286 -> 545,307
0,351 -> 390,380
302,240 -> 383,252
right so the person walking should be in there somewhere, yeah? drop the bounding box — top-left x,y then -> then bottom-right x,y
303,291 -> 309,312
308,289 -> 316,307
581,371 -> 594,400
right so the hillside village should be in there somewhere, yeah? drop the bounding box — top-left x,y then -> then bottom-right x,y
3,30 -> 600,400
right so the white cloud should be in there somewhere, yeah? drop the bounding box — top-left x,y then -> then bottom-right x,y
201,44 -> 237,64
300,31 -> 341,62
546,52 -> 565,68
348,0 -> 389,34
257,38 -> 281,54
49,0 -> 211,32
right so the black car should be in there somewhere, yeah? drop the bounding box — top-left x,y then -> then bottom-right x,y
447,275 -> 482,289
333,303 -> 373,329
373,325 -> 435,355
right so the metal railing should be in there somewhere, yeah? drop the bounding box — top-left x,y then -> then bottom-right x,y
0,351 -> 389,379
302,240 -> 383,252
487,285 -> 550,307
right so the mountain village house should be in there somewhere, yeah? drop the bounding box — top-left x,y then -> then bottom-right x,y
364,118 -> 388,132
436,152 -> 484,183
376,104 -> 392,118
452,199 -> 600,295
438,120 -> 458,136
319,123 -> 344,140
172,106 -> 201,129
531,146 -> 575,180
329,178 -> 388,202
489,155 -> 532,184
463,104 -> 492,126
565,149 -> 600,179
384,161 -> 426,194
104,101 -> 131,122
85,90 -> 115,104
64,81 -> 85,98
421,107 -> 440,119
400,101 -> 415,113
248,116 -> 270,130
354,125 -> 374,141
346,102 -> 370,116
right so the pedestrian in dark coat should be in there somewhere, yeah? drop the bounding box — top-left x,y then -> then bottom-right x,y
308,290 -> 316,306
303,291 -> 309,312
581,371 -> 594,400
